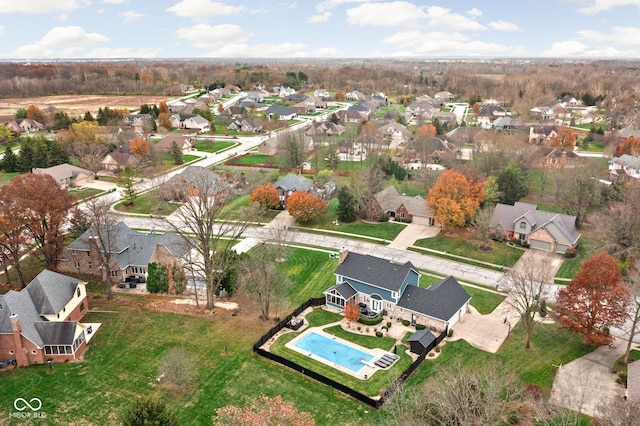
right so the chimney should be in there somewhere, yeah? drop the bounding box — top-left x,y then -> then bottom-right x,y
10,314 -> 28,367
338,247 -> 349,264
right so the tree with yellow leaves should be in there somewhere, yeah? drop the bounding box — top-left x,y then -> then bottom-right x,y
428,170 -> 483,229
549,126 -> 576,151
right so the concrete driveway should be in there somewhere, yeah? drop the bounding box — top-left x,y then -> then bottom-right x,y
388,223 -> 440,250
549,338 -> 626,417
512,249 -> 565,277
448,294 -> 521,353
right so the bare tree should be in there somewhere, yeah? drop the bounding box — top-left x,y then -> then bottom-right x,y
554,162 -> 603,229
505,256 -> 554,349
83,198 -> 120,300
238,244 -> 290,320
596,187 -> 640,259
164,171 -> 257,310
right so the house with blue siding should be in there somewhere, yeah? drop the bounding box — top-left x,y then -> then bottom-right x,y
324,251 -> 471,332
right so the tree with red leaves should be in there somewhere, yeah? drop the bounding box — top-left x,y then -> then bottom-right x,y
550,126 -> 577,151
554,252 -> 630,346
215,395 -> 315,426
616,136 -> 640,157
248,183 -> 279,209
286,191 -> 327,223
344,300 -> 360,323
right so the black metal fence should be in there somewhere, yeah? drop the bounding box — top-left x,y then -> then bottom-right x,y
253,298 -> 448,409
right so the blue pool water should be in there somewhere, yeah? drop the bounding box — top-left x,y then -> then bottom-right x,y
293,332 -> 374,373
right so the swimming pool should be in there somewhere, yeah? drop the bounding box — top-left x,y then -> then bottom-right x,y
292,331 -> 374,373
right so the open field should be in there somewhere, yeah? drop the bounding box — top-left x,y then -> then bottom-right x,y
0,95 -> 168,119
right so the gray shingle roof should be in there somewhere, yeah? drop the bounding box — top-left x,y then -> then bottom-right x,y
1,290 -> 46,346
324,282 -> 357,300
273,174 -> 314,193
490,202 -> 580,244
27,270 -> 80,315
397,276 -> 470,321
407,329 -> 437,347
335,252 -> 418,293
373,186 -> 432,218
67,222 -> 192,269
611,154 -> 640,169
34,321 -> 76,345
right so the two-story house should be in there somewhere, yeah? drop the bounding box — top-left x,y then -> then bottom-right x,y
0,270 -> 96,367
324,251 -> 471,332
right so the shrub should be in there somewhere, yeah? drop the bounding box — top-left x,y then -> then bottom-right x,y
359,316 -> 384,326
386,322 -> 391,328
394,217 -> 412,224
415,324 -> 426,330
357,326 -> 361,331
565,247 -> 578,258
401,319 -> 410,327
122,397 -> 178,426
375,331 -> 383,337
447,329 -> 454,338
378,214 -> 389,222
435,345 -> 440,353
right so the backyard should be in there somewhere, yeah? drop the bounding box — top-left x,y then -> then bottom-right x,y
0,245 -> 597,425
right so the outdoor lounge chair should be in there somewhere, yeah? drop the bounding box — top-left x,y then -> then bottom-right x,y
375,360 -> 388,368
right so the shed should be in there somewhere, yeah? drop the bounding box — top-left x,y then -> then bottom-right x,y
407,329 -> 437,354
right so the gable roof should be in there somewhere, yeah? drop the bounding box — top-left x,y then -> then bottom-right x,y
407,329 -> 437,348
265,104 -> 296,117
33,163 -> 94,183
397,276 -> 470,321
26,270 -> 81,315
373,186 -> 432,217
325,282 -> 357,300
0,270 -> 84,347
610,154 -> 640,169
335,252 -> 418,293
67,222 -> 191,269
490,202 -> 580,244
155,134 -> 193,151
273,174 -> 314,192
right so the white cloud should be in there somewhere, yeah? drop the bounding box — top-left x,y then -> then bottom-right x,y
316,0 -> 367,13
85,47 -> 161,58
384,30 -> 513,56
578,0 -> 640,14
466,8 -> 482,18
119,10 -> 144,23
424,6 -> 486,31
166,0 -> 245,21
543,39 -> 632,57
199,42 -> 307,58
102,0 -> 126,3
176,24 -> 249,49
39,26 -> 109,46
58,13 -> 69,21
0,0 -> 90,14
346,1 -> 426,26
308,12 -> 331,23
0,25 -> 5,35
579,26 -> 640,45
488,20 -> 521,32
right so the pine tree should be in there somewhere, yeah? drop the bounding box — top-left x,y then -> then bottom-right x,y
2,145 -> 18,172
171,141 -> 183,165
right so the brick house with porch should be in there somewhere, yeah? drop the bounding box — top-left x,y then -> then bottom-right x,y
0,270 -> 94,367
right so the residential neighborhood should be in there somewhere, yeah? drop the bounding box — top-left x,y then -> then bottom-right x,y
0,58 -> 639,425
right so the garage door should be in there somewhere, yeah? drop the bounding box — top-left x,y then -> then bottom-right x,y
530,240 -> 552,251
412,216 -> 431,226
555,244 -> 569,254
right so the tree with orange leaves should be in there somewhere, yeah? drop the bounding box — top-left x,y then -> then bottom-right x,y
549,126 -> 576,151
129,137 -> 150,159
415,123 -> 436,139
554,252 -> 629,346
616,136 -> 640,157
344,300 -> 360,323
215,395 -> 315,426
26,104 -> 46,124
428,170 -> 483,229
248,183 -> 279,209
286,191 -> 327,223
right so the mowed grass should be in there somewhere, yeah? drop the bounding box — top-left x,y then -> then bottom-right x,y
413,233 -> 524,267
555,234 -> 603,279
277,248 -> 338,307
295,198 -> 405,241
0,296 -> 372,425
114,190 -> 181,216
193,140 -> 237,153
230,154 -> 277,166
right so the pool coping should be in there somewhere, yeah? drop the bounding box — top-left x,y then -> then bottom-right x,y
285,323 -> 392,380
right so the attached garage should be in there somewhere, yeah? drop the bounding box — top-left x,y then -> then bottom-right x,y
411,215 -> 433,226
530,240 -> 552,251
555,244 -> 569,254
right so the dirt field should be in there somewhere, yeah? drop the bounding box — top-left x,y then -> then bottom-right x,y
0,94 -> 169,120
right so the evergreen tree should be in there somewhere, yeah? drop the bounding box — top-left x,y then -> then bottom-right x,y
83,111 -> 95,122
1,145 -> 18,172
337,186 -> 357,223
17,140 -> 35,172
122,397 -> 178,426
146,263 -> 169,293
171,141 -> 183,165
497,163 -> 528,205
117,168 -> 138,206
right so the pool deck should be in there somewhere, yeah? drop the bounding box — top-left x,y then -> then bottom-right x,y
285,323 -> 392,380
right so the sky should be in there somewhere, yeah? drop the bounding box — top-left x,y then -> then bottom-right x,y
1,0 -> 640,60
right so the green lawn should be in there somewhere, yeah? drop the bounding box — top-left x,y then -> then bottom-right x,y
113,190 -> 181,216
555,235 -> 603,279
229,154 -> 281,166
69,187 -> 104,202
0,171 -> 21,184
294,198 -> 405,241
413,233 -> 524,267
193,140 -> 237,153
463,285 -> 505,315
0,297 -> 372,425
276,248 -> 338,307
